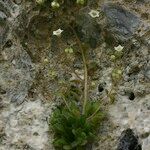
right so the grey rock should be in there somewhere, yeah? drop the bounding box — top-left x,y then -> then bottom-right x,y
75,8 -> 101,48
117,129 -> 142,150
0,0 -> 11,17
145,69 -> 150,80
0,21 -> 9,47
0,11 -> 7,23
14,0 -> 22,5
22,15 -> 51,62
137,0 -> 150,3
0,0 -> 150,150
0,0 -> 12,47
0,48 -> 35,105
0,0 -> 35,105
0,24 -> 7,47
102,3 -> 141,42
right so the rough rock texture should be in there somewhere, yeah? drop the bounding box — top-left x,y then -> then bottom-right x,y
102,3 -> 141,42
75,8 -> 101,48
0,0 -> 10,46
96,1 -> 150,150
0,1 -> 52,150
117,129 -> 141,150
0,0 -> 150,150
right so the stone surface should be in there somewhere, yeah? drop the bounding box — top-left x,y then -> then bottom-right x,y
0,1 -> 9,46
0,97 -> 54,150
75,8 -> 101,48
102,3 -> 141,42
0,1 -> 54,149
117,129 -> 141,150
0,0 -> 150,150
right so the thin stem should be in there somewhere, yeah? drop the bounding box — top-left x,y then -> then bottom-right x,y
68,25 -> 88,115
87,89 -> 113,121
82,50 -> 88,114
58,36 -> 83,82
86,96 -> 107,121
62,95 -> 71,111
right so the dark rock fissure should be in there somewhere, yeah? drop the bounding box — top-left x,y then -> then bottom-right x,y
117,129 -> 142,150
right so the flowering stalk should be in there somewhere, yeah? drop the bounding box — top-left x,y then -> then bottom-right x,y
82,51 -> 88,114
68,25 -> 88,115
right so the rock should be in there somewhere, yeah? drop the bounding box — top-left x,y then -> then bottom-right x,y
0,1 -> 53,149
145,69 -> 150,80
0,1 -> 11,17
0,10 -> 8,46
14,0 -> 22,5
0,11 -> 7,23
0,99 -> 54,150
0,86 -> 6,94
102,3 -> 141,42
137,0 -> 150,3
0,47 -> 35,105
0,0 -> 150,150
23,15 -> 51,62
75,8 -> 101,48
0,0 -> 12,47
0,0 -> 36,105
117,129 -> 142,150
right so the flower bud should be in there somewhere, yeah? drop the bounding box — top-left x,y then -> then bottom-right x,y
51,1 -> 60,9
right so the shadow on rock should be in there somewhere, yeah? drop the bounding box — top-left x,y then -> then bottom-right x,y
117,129 -> 142,150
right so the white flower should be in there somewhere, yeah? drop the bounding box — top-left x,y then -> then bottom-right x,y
36,0 -> 44,4
43,58 -> 49,63
114,45 -> 124,52
53,29 -> 63,36
51,1 -> 60,8
65,47 -> 74,53
88,10 -> 100,18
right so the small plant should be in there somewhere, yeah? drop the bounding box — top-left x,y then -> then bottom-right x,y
35,0 -> 106,149
50,27 -> 106,148
49,23 -> 106,149
51,100 -> 105,150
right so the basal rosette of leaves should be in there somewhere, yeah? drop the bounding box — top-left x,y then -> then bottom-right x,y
50,100 -> 105,150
